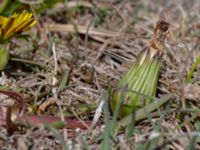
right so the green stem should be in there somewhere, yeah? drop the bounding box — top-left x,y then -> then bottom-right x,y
0,0 -> 10,14
10,57 -> 46,69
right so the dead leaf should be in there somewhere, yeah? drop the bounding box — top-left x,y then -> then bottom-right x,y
37,98 -> 56,114
184,84 -> 200,101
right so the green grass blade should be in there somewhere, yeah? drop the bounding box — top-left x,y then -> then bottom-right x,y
116,93 -> 175,132
186,55 -> 200,83
126,103 -> 136,138
101,92 -> 111,150
59,69 -> 70,91
45,124 -> 69,150
10,57 -> 46,69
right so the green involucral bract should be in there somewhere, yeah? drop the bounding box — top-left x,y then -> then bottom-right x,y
111,51 -> 161,118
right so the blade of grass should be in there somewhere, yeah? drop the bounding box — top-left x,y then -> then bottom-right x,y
116,93 -> 175,133
186,55 -> 200,83
136,136 -> 161,150
187,122 -> 200,150
111,86 -> 128,131
45,124 -> 69,150
126,103 -> 136,138
10,57 -> 46,69
101,91 -> 111,150
59,69 -> 70,91
49,121 -> 65,129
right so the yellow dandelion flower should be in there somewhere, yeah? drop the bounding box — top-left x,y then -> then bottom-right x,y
0,12 -> 36,70
0,12 -> 36,43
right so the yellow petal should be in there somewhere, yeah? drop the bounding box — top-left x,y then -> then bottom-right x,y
0,12 -> 36,42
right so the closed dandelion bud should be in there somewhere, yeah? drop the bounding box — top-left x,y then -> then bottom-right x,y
111,19 -> 169,118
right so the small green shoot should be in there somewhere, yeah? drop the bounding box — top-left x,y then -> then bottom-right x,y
186,55 -> 200,83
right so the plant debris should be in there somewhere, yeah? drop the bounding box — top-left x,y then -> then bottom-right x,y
0,0 -> 200,149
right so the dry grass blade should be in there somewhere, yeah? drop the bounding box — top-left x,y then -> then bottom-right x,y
45,23 -> 118,37
1,0 -> 200,149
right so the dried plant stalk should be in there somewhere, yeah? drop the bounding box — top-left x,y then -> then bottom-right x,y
111,19 -> 170,118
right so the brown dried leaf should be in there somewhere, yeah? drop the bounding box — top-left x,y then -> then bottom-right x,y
184,84 -> 200,101
0,90 -> 25,134
37,98 -> 56,114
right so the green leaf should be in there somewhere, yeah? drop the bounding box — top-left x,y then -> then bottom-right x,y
115,93 -> 175,133
186,55 -> 200,83
0,47 -> 10,70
